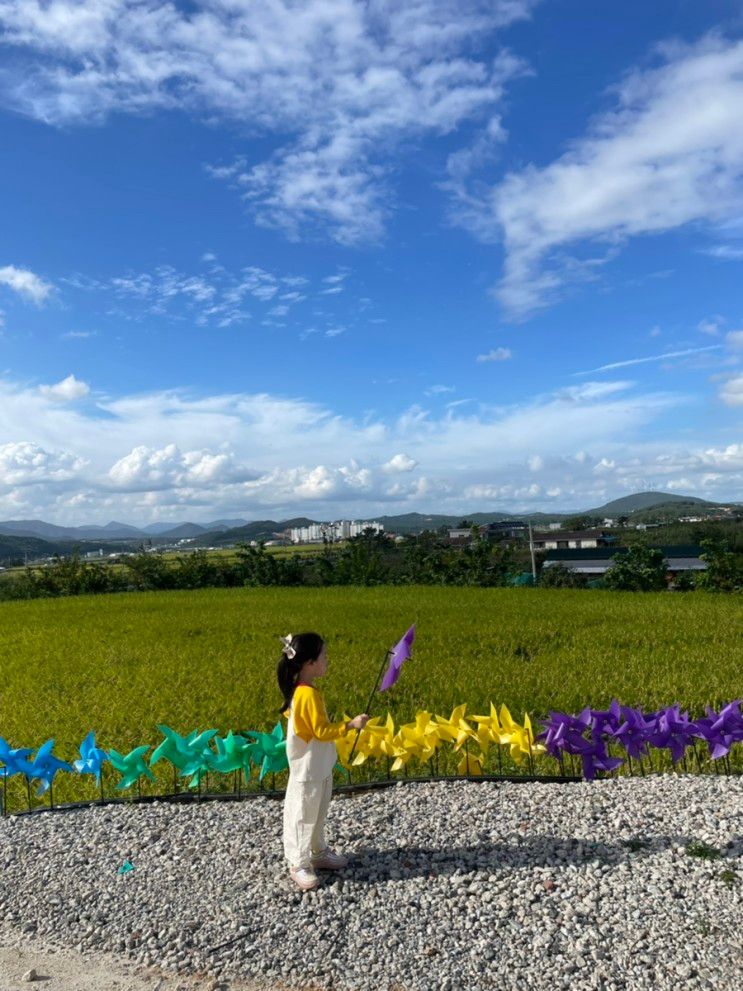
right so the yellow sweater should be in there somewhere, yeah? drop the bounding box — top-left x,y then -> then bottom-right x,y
284,684 -> 347,743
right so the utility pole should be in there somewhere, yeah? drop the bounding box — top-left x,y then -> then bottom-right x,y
528,521 -> 537,584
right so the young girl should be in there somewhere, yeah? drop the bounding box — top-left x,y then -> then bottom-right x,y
278,632 -> 369,891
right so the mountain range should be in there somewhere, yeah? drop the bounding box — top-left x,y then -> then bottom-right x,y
0,492 -> 737,545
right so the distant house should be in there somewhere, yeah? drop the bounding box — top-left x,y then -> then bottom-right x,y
542,545 -> 707,576
531,529 -> 615,551
448,521 -> 527,544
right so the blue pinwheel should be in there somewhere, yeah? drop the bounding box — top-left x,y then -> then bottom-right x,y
0,737 -> 34,780
26,739 -> 74,797
73,731 -> 109,783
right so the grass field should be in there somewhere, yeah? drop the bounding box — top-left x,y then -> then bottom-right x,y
1,585 -> 740,805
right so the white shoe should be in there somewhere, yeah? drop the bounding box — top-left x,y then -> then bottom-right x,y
290,866 -> 320,891
311,847 -> 349,870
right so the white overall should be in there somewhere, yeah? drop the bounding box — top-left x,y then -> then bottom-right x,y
282,696 -> 338,870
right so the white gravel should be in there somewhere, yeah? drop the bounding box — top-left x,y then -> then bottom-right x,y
1,776 -> 741,991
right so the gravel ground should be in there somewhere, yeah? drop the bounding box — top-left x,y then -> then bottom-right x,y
0,776 -> 741,991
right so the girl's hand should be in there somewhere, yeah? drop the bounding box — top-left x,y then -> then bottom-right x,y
346,713 -> 370,731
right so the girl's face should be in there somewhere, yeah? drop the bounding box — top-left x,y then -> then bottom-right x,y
302,642 -> 328,680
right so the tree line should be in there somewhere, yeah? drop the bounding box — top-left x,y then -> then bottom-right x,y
0,529 -> 739,601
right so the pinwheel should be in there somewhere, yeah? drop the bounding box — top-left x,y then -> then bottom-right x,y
108,746 -> 155,791
245,722 -> 288,781
348,714 -> 396,766
0,738 -> 34,780
73,731 -> 109,784
609,705 -> 654,762
26,740 -> 74,799
693,700 -> 743,762
646,704 -> 696,765
176,730 -> 219,790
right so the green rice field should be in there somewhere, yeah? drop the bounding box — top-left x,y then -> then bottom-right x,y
1,586 -> 740,805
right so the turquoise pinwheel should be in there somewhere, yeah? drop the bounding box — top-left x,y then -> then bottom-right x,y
73,731 -> 109,783
26,739 -> 74,797
177,730 -> 219,790
150,725 -> 203,772
245,722 -> 288,780
208,731 -> 259,775
0,738 -> 34,780
108,746 -> 155,791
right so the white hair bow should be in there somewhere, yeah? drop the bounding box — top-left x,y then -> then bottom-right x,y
280,634 -> 296,659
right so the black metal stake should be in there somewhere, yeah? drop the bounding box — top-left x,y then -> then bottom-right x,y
347,648 -> 393,766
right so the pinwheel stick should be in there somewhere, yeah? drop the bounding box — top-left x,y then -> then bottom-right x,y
347,648 -> 393,765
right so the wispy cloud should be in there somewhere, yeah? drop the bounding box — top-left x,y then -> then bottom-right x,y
575,345 -> 723,375
476,347 -> 512,362
0,1 -> 536,244
0,264 -> 53,303
449,34 -> 743,317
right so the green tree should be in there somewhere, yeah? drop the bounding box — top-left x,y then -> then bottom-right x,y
604,546 -> 667,591
696,539 -> 743,592
538,563 -> 588,588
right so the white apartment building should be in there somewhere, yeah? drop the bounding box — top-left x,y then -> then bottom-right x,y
289,520 -> 384,544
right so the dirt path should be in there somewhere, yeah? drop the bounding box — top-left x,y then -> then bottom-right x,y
0,936 -> 268,991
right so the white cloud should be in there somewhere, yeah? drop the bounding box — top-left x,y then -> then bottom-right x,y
719,373 -> 743,406
1,372 -> 741,520
61,329 -> 97,339
0,441 -> 86,486
425,384 -> 455,395
476,347 -> 512,362
38,374 -> 90,402
107,443 -> 255,492
0,264 -> 53,303
451,34 -> 743,317
0,0 -> 535,243
698,316 -> 724,336
725,330 -> 743,350
383,453 -> 418,473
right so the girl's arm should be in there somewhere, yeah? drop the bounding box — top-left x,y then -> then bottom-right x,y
294,688 -> 348,742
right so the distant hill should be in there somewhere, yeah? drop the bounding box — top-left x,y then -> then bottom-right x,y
0,493 -> 738,550
585,492 -> 718,517
0,519 -> 146,541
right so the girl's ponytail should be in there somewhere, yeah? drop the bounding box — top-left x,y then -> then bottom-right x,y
277,631 -> 325,713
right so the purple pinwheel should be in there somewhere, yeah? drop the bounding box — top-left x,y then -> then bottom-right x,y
646,704 -> 696,765
538,708 -> 623,780
693,700 -> 743,760
73,731 -> 109,784
610,705 -> 654,761
26,740 -> 74,797
380,624 -> 416,692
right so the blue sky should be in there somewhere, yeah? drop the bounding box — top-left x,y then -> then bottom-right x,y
0,0 -> 742,524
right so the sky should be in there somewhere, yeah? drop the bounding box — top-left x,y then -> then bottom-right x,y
0,0 -> 742,525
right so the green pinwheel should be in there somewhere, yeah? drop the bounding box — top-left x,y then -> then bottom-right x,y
108,746 -> 156,791
177,730 -> 219,789
245,722 -> 288,780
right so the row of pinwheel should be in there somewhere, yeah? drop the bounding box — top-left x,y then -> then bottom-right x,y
0,723 -> 290,802
1,700 -> 741,810
539,699 -> 743,780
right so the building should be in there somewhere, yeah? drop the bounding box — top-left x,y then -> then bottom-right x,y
448,521 -> 528,544
541,545 -> 707,577
289,520 -> 384,544
530,529 -> 615,551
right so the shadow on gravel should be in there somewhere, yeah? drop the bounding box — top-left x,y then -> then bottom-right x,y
337,834 -> 715,881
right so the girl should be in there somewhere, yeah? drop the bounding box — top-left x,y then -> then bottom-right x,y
278,632 -> 369,891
